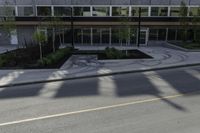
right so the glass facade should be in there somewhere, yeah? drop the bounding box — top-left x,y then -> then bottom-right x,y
74,29 -> 82,44
92,7 -> 110,16
151,7 -> 168,16
92,28 -> 101,44
132,7 -> 148,16
37,6 -> 51,16
112,7 -> 129,16
168,29 -> 176,40
189,7 -> 200,16
149,29 -> 166,41
18,6 -> 34,16
0,6 -> 15,16
73,7 -> 90,16
111,28 -> 120,44
1,3 -> 199,47
92,28 -> 110,44
170,7 -> 180,16
82,28 -> 91,44
54,7 -> 71,16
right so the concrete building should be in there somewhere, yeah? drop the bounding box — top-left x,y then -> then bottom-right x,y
0,0 -> 199,47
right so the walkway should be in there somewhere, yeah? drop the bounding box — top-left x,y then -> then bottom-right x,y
0,46 -> 200,87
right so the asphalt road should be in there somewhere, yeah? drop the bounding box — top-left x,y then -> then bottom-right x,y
1,66 -> 200,133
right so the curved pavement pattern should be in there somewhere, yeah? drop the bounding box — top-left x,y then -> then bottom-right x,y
0,46 -> 200,87
61,47 -> 192,75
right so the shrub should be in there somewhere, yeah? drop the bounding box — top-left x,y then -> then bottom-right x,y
37,47 -> 73,66
104,47 -> 124,59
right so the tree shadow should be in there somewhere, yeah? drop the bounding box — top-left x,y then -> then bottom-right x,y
1,67 -> 200,112
54,78 -> 99,98
113,72 -> 187,112
158,70 -> 200,94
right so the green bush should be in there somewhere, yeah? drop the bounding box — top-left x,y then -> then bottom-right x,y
37,48 -> 72,66
104,47 -> 124,59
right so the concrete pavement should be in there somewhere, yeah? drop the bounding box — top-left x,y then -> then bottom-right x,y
1,46 -> 200,87
0,66 -> 200,132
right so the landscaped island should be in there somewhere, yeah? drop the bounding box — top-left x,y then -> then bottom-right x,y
0,47 -> 152,69
0,45 -> 73,69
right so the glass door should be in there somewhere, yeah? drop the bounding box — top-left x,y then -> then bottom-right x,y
140,30 -> 148,45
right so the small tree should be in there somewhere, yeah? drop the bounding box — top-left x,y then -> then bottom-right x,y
2,1 -> 16,42
191,7 -> 200,43
179,1 -> 189,42
49,17 -> 64,52
33,30 -> 47,60
117,17 -> 133,55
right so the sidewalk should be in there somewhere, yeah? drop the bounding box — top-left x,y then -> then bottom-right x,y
1,46 -> 200,87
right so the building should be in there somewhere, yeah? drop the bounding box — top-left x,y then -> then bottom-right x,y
0,0 -> 199,47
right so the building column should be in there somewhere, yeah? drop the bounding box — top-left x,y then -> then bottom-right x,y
109,27 -> 112,46
166,28 -> 168,41
91,28 -> 93,46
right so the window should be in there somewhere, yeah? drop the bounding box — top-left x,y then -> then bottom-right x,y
18,6 -> 34,16
158,29 -> 166,40
149,29 -> 158,40
189,7 -> 200,16
168,29 -> 176,40
151,7 -> 168,16
74,29 -> 82,44
73,7 -> 90,16
111,28 -> 120,44
132,7 -> 148,16
92,28 -> 110,44
0,6 -> 15,16
38,28 -> 48,41
112,7 -> 129,16
92,7 -> 110,16
92,28 -> 101,44
149,29 -> 167,41
170,7 -> 181,16
130,28 -> 137,44
37,6 -> 51,16
54,7 -> 72,16
82,28 -> 91,44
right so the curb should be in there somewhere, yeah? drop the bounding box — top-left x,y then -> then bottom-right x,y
1,63 -> 200,88
166,42 -> 200,52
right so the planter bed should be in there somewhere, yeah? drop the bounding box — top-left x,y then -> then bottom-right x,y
73,49 -> 152,60
169,41 -> 200,50
0,47 -> 73,69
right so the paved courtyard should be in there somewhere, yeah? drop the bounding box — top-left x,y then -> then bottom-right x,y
0,46 -> 200,87
0,45 -> 17,54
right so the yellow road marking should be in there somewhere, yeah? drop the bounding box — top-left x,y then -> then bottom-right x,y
0,93 -> 189,127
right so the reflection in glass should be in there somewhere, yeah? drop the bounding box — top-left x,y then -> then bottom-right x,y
74,29 -> 82,44
158,29 -> 166,40
132,7 -> 148,16
149,29 -> 158,40
93,7 -> 110,16
83,29 -> 91,44
189,7 -> 200,16
111,28 -> 120,44
37,6 -> 51,16
170,7 -> 180,16
130,28 -> 137,45
74,7 -> 90,16
168,29 -> 176,40
0,6 -> 15,16
18,7 -> 34,16
112,7 -> 129,16
102,28 -> 110,44
92,29 -> 101,44
151,7 -> 168,16
54,7 -> 71,16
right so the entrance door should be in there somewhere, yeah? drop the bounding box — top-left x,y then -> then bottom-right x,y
139,30 -> 148,46
10,30 -> 18,45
